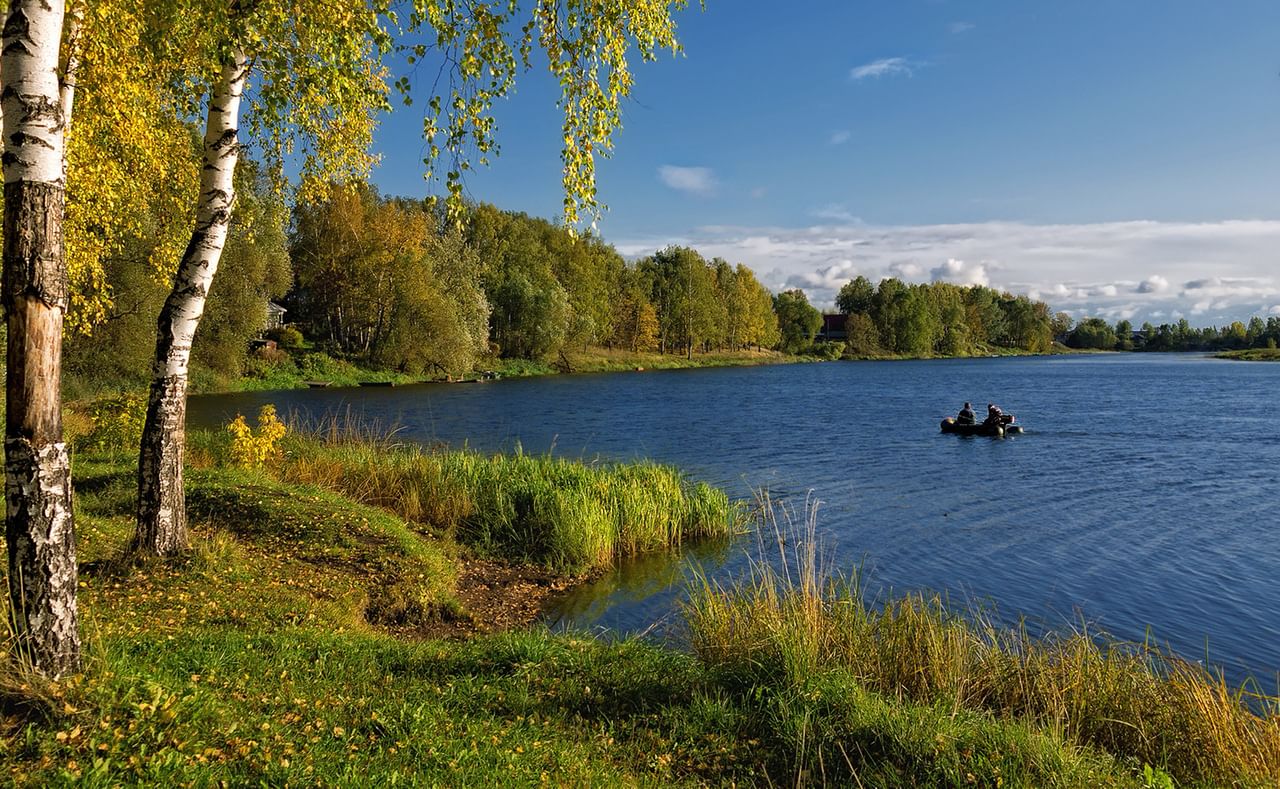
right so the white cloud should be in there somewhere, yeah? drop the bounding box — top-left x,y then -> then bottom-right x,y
850,57 -> 917,81
657,165 -> 716,196
785,260 -> 857,291
1269,305 -> 1280,315
948,21 -> 976,34
614,219 -> 1280,318
1097,303 -> 1139,320
829,130 -> 852,145
930,258 -> 990,287
889,261 -> 924,280
1136,275 -> 1169,294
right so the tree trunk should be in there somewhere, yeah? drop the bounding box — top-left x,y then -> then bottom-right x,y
2,0 -> 79,678
134,52 -> 248,556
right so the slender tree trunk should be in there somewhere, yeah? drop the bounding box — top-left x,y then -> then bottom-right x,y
134,52 -> 248,556
2,0 -> 79,677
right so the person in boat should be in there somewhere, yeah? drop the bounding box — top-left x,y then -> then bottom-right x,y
957,402 -> 977,425
983,403 -> 1004,428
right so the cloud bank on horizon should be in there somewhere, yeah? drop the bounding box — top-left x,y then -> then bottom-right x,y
614,219 -> 1280,325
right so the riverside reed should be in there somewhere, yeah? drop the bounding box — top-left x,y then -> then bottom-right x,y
267,419 -> 745,574
684,497 -> 1280,787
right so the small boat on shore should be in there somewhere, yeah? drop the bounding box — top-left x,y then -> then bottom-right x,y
940,414 -> 1024,437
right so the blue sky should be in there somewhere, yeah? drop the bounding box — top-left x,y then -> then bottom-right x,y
370,0 -> 1280,322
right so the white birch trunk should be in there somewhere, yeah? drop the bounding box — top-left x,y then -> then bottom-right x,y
2,0 -> 79,677
57,2 -> 81,170
134,52 -> 248,555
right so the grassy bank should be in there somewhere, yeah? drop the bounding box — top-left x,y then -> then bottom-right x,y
843,341 -> 1086,361
1216,348 -> 1280,361
4,421 -> 1277,785
180,342 -> 1081,398
501,348 -> 808,379
271,427 -> 746,574
0,453 -> 1123,786
193,350 -> 421,393
685,501 -> 1280,787
192,346 -> 812,394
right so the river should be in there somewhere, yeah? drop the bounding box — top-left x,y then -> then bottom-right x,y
188,353 -> 1280,685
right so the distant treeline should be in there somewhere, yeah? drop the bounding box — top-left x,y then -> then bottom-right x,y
833,276 -> 1060,357
289,190 -> 789,370
96,171 -> 1268,393
63,175 -> 791,392
66,174 -> 1073,393
1064,316 -> 1280,352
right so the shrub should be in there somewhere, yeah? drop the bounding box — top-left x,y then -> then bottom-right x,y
227,405 -> 287,468
76,394 -> 147,455
811,340 -> 845,360
253,344 -> 290,365
265,325 -> 304,350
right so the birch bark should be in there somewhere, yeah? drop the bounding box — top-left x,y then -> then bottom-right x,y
2,0 -> 79,677
134,52 -> 248,555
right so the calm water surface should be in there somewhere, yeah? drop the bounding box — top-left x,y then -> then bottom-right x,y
189,354 -> 1280,684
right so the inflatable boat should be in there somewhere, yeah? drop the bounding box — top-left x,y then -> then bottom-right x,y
940,413 -> 1024,437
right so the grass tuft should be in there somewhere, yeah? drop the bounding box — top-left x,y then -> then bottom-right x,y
684,495 -> 1280,787
273,426 -> 746,575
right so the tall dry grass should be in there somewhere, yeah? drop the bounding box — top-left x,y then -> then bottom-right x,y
684,495 -> 1280,786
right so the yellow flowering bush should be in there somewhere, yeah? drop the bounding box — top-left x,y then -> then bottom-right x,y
227,405 -> 288,468
78,394 -> 147,454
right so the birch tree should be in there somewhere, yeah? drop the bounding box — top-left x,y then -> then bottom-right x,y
133,0 -> 694,554
134,3 -> 389,554
0,0 -> 207,674
133,50 -> 251,555
2,0 -> 78,676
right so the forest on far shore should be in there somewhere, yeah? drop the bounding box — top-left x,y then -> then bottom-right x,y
65,171 -> 1279,396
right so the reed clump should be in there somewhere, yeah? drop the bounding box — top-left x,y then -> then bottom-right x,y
684,496 -> 1280,787
273,417 -> 745,574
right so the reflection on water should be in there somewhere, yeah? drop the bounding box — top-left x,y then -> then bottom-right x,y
188,353 -> 1280,686
543,536 -> 736,637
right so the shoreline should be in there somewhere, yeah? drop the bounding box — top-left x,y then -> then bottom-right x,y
188,343 -> 1093,397
1215,348 -> 1280,362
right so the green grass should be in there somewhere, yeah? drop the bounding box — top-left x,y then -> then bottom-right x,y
4,434 -> 1272,785
203,346 -> 810,394
2,458 -> 1143,787
562,347 -> 810,374
275,429 -> 746,575
1216,347 -> 1280,361
73,458 -> 461,635
488,358 -> 559,377
209,351 -> 420,393
843,341 -> 1083,361
487,347 -> 812,379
